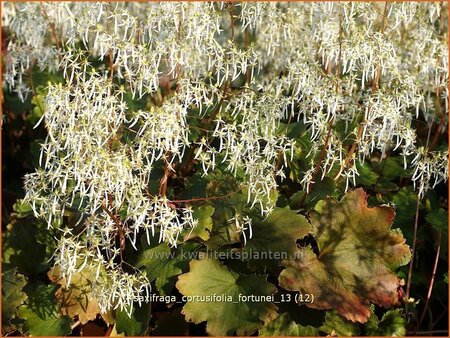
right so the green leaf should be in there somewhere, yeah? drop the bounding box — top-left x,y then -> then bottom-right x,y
279,188 -> 411,323
356,161 -> 379,186
425,208 -> 448,233
4,87 -> 32,114
240,208 -> 312,269
29,93 -> 46,126
2,231 -> 14,269
18,284 -> 72,336
204,222 -> 241,250
284,120 -> 308,139
176,259 -> 278,336
12,200 -> 33,218
259,313 -> 318,336
18,309 -> 72,337
4,220 -> 49,276
116,303 -> 151,336
365,308 -> 406,336
2,269 -> 28,323
275,301 -> 325,327
374,179 -> 399,193
320,310 -> 360,336
205,193 -> 247,250
110,324 -> 125,337
392,187 -> 419,228
31,67 -> 63,88
374,157 -> 407,180
289,177 -> 336,210
123,90 -> 148,112
136,241 -> 200,295
391,187 -> 421,244
184,205 -> 215,241
136,243 -> 182,295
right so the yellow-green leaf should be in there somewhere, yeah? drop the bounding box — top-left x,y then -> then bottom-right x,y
176,259 -> 278,336
184,205 -> 214,241
48,265 -> 114,325
2,269 -> 28,323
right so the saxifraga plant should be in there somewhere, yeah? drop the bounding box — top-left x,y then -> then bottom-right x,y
2,1 -> 448,328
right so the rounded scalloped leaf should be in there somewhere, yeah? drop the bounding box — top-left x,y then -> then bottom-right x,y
176,259 -> 278,336
365,308 -> 406,336
2,269 -> 28,322
241,207 -> 312,269
17,284 -> 72,336
279,188 -> 411,323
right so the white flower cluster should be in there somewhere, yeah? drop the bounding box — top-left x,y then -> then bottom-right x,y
55,229 -> 150,316
3,1 -> 448,315
229,213 -> 253,246
3,3 -> 59,100
412,147 -> 449,200
133,97 -> 190,166
211,91 -> 295,214
22,74 -> 196,314
256,2 -> 447,195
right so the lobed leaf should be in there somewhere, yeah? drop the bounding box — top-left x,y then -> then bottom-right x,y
365,307 -> 406,336
136,241 -> 200,295
320,310 -> 360,336
241,207 -> 312,269
259,313 -> 318,336
176,259 -> 278,336
2,269 -> 28,323
18,284 -> 72,336
279,188 -> 411,323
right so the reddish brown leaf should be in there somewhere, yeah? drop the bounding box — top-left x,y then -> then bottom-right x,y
279,188 -> 410,323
